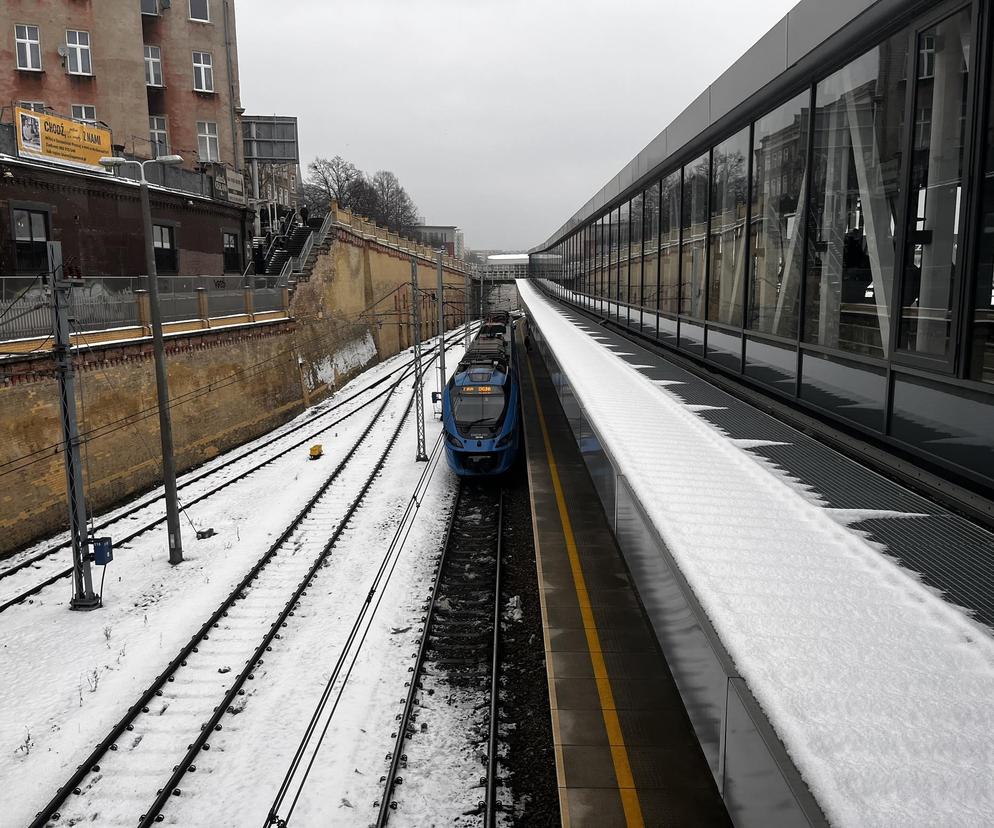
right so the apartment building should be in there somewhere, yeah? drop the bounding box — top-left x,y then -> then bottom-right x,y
0,0 -> 242,170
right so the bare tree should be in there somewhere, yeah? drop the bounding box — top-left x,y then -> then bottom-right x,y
303,155 -> 423,231
304,156 -> 361,213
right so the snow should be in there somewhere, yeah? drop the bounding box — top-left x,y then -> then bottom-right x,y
0,329 -> 478,827
310,329 -> 378,390
517,279 -> 994,828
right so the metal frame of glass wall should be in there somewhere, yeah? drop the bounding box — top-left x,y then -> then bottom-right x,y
537,0 -> 994,494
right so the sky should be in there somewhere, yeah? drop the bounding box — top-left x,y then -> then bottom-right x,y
235,0 -> 799,251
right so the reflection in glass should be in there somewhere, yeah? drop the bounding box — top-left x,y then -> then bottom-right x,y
708,128 -> 749,325
973,71 -> 994,382
630,193 -> 644,306
643,182 -> 660,310
660,170 -> 681,314
749,91 -> 809,338
898,8 -> 971,359
608,207 -> 619,301
805,30 -> 909,358
619,201 -> 631,304
681,154 -> 710,317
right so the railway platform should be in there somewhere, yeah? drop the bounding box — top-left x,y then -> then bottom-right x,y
517,278 -> 994,828
519,328 -> 730,827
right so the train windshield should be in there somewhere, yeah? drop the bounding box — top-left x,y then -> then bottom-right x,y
453,387 -> 505,428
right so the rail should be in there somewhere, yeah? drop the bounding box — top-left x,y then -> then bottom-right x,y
27,379 -> 415,828
0,327 -> 475,613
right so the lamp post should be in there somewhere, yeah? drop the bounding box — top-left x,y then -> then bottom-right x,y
100,154 -> 185,565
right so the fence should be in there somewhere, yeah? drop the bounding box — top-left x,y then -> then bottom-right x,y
0,276 -> 289,344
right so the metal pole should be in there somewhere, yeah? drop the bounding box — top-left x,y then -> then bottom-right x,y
48,242 -> 100,610
436,249 -> 446,393
463,266 -> 471,350
410,256 -> 428,462
140,176 -> 184,564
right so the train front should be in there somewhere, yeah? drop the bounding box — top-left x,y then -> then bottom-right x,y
442,368 -> 519,477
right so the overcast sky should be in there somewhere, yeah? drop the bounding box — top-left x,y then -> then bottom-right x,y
236,0 -> 799,251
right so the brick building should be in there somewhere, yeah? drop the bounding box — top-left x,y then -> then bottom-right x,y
0,0 -> 243,170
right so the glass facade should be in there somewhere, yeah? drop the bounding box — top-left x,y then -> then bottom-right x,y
536,0 -> 994,490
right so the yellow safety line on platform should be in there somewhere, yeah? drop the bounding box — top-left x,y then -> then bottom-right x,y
526,356 -> 645,828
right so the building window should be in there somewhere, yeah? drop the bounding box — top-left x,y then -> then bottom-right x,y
918,34 -> 935,80
197,120 -> 219,161
223,232 -> 240,272
189,0 -> 210,22
153,225 -> 177,272
71,104 -> 97,123
15,24 -> 41,71
144,45 -> 163,86
19,101 -> 45,112
13,209 -> 49,273
66,30 -> 92,75
141,0 -> 159,15
192,51 -> 214,92
149,116 -> 168,158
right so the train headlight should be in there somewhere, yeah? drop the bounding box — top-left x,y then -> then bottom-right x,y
445,432 -> 464,449
496,431 -> 513,448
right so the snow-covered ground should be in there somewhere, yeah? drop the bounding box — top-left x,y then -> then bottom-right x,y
518,279 -> 994,827
1,331 -> 479,826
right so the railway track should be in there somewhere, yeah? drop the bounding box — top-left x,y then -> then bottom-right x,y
0,327 -> 474,614
375,482 -> 505,826
29,383 -> 417,828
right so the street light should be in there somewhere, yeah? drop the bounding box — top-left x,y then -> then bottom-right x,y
100,154 -> 185,565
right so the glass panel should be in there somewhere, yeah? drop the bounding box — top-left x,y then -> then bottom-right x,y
643,182 -> 660,310
13,210 -> 30,241
619,201 -> 630,303
30,212 -> 46,241
660,170 -> 681,314
891,372 -> 994,480
608,207 -> 619,301
708,128 -> 749,325
745,336 -> 798,394
800,350 -> 886,430
749,90 -> 810,338
805,28 -> 910,358
681,153 -> 709,318
898,8 -> 971,359
973,24 -> 994,383
631,194 -> 644,306
706,327 -> 742,371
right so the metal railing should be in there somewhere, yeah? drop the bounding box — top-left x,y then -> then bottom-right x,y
1,275 -> 289,345
292,210 -> 334,274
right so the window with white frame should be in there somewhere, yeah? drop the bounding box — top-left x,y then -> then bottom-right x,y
71,104 -> 97,123
189,0 -> 210,22
149,116 -> 168,157
144,45 -> 162,86
192,51 -> 214,92
15,24 -> 41,71
19,101 -> 45,112
66,30 -> 92,75
197,120 -> 219,161
141,0 -> 159,15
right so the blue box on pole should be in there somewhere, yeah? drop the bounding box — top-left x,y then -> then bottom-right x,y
92,537 -> 113,565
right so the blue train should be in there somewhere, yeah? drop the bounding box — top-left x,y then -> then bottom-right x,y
442,312 -> 521,476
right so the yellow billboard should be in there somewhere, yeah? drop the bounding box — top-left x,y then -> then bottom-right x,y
14,107 -> 112,171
